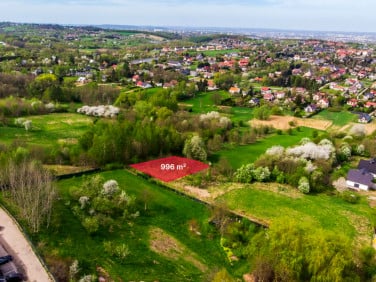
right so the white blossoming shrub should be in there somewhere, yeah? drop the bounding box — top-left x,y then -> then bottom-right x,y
79,275 -> 95,282
253,167 -> 271,182
287,141 -> 334,160
349,124 -> 366,137
45,102 -> 55,112
23,120 -> 32,131
77,105 -> 120,118
199,111 -> 221,121
14,118 -> 32,131
79,196 -> 90,209
69,260 -> 80,280
265,145 -> 285,156
304,161 -> 317,173
299,137 -> 311,145
219,116 -> 232,129
199,111 -> 232,129
355,144 -> 365,155
298,176 -> 310,194
14,118 -> 25,126
102,180 -> 119,197
339,143 -> 351,160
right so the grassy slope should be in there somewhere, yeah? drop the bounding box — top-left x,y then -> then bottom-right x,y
218,184 -> 374,244
35,170 -> 233,281
211,127 -> 316,169
0,113 -> 92,147
313,110 -> 357,127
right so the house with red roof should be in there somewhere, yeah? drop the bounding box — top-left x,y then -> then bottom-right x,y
347,99 -> 358,107
229,86 -> 241,95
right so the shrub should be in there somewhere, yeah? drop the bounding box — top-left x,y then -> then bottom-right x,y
298,176 -> 310,194
253,167 -> 271,182
341,191 -> 360,204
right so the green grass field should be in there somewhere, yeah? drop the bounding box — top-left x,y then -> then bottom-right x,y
181,91 -> 229,113
0,113 -> 92,147
32,170 -> 238,281
312,110 -> 357,127
218,184 -> 374,243
211,127 -> 317,169
180,91 -> 255,124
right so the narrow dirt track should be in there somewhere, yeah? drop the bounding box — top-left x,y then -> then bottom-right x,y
0,208 -> 53,282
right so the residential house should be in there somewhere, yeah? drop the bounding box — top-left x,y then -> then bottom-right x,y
347,99 -> 358,107
346,169 -> 375,191
275,91 -> 286,100
304,104 -> 318,113
263,93 -> 274,102
317,98 -> 330,108
249,98 -> 260,106
207,80 -> 218,91
229,86 -> 241,95
365,101 -> 376,108
136,81 -> 152,89
358,113 -> 372,123
358,159 -> 376,177
167,61 -> 182,68
261,87 -> 272,95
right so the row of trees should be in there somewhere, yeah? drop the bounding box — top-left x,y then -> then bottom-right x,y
249,218 -> 376,281
0,148 -> 56,233
234,139 -> 336,192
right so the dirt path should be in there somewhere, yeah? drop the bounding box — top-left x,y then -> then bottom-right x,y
0,208 -> 53,282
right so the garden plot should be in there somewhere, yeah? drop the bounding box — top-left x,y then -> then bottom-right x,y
130,156 -> 209,182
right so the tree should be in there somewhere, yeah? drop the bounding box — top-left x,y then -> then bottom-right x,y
254,105 -> 271,120
3,158 -> 56,232
183,135 -> 207,161
234,164 -> 254,183
249,218 -> 359,282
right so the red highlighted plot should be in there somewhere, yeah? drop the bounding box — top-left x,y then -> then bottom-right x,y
130,156 -> 209,182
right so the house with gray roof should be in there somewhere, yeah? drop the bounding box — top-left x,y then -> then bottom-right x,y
346,169 -> 375,191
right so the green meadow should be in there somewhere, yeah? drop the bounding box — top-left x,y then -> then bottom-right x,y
312,109 -> 357,127
217,183 -> 374,243
211,127 -> 317,169
31,170 -> 242,281
0,113 -> 92,147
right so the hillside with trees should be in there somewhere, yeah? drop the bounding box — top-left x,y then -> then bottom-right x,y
0,22 -> 376,281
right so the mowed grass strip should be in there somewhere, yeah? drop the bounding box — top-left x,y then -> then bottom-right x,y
218,183 -> 374,244
35,170 -> 231,281
312,110 -> 357,127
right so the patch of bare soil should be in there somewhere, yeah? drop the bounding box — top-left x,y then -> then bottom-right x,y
250,115 -> 332,131
182,185 -> 210,199
365,123 -> 376,135
243,273 -> 255,282
332,177 -> 347,192
149,228 -> 208,272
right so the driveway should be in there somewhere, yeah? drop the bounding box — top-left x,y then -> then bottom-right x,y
0,207 -> 54,282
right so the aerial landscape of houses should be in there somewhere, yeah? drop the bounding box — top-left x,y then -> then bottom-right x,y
0,0 -> 376,281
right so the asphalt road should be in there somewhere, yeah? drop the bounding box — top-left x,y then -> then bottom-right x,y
0,207 -> 53,282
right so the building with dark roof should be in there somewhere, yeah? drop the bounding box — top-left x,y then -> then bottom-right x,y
358,159 -> 376,176
346,169 -> 375,191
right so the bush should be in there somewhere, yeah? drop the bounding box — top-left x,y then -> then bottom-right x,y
341,191 -> 360,204
298,176 -> 310,194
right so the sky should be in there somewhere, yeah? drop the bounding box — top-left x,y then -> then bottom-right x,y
0,0 -> 374,33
